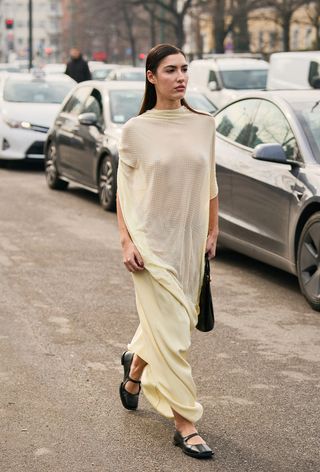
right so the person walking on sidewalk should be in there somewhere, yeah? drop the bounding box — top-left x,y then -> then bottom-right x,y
65,47 -> 91,83
116,43 -> 219,460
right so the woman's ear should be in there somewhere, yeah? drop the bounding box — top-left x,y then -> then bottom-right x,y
147,70 -> 156,84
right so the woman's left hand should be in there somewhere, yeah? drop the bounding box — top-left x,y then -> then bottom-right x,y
206,232 -> 218,259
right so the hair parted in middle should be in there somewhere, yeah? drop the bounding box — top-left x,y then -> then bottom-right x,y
139,43 -> 207,116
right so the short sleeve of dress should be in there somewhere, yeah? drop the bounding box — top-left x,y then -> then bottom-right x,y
210,119 -> 218,199
118,120 -> 138,169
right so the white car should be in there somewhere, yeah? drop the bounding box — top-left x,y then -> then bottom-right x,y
267,51 -> 320,90
0,72 -> 75,160
188,57 -> 269,108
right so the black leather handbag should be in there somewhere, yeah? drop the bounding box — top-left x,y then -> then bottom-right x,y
196,253 -> 214,332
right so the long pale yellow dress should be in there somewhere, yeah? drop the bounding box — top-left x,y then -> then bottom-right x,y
117,105 -> 218,423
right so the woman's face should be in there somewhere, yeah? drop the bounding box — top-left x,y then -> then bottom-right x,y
147,53 -> 188,102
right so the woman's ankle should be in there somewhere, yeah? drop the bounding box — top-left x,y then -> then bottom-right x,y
130,354 -> 147,380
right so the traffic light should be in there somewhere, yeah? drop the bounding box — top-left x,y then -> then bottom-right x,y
5,19 -> 14,29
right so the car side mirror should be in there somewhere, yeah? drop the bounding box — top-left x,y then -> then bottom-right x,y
252,143 -> 287,164
208,80 -> 218,91
78,112 -> 97,126
310,75 -> 320,89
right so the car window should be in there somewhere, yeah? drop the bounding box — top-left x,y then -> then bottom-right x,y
308,61 -> 320,87
248,100 -> 299,160
118,71 -> 145,81
186,92 -> 217,114
220,70 -> 268,90
108,71 -> 116,80
109,89 -> 143,124
82,89 -> 104,126
215,99 -> 260,146
3,79 -> 73,103
208,70 -> 218,84
292,100 -> 320,164
62,86 -> 92,115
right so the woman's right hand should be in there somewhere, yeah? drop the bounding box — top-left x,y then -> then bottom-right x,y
122,240 -> 144,273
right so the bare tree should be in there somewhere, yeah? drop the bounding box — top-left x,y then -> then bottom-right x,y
131,0 -> 206,48
258,0 -> 308,51
305,1 -> 320,49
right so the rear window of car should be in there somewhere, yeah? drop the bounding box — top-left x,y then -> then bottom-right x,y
109,90 -> 143,123
3,79 -> 73,103
118,71 -> 145,81
186,93 -> 217,114
292,100 -> 320,163
220,69 -> 268,90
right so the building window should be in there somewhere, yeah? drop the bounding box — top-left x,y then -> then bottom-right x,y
292,28 -> 299,50
269,31 -> 276,50
305,27 -> 313,49
258,31 -> 264,49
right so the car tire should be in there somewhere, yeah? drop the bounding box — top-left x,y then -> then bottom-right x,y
297,211 -> 320,312
45,142 -> 69,190
98,154 -> 117,212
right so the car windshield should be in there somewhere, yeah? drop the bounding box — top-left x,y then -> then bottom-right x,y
118,71 -> 145,81
292,100 -> 320,163
3,79 -> 73,103
220,69 -> 268,90
109,89 -> 143,123
92,69 -> 112,80
186,93 -> 217,114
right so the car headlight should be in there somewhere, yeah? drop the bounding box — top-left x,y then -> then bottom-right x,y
4,118 -> 32,129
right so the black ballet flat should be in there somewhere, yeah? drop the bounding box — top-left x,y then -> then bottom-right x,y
173,430 -> 214,460
119,351 -> 141,410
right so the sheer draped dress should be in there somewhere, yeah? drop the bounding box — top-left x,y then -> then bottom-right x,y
117,105 -> 218,423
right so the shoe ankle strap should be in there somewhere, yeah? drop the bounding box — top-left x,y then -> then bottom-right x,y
127,375 -> 141,384
183,432 -> 200,441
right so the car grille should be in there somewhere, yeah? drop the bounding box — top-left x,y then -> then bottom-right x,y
26,141 -> 44,156
29,124 -> 49,133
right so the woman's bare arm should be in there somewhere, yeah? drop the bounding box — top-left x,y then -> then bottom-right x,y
206,195 -> 219,258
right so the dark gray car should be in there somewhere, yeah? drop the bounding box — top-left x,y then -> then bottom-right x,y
44,80 -> 216,211
215,90 -> 320,311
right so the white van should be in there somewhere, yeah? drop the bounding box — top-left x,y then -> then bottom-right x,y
188,57 -> 269,108
267,51 -> 320,90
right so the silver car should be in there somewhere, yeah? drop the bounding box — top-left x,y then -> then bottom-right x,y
215,90 -> 320,311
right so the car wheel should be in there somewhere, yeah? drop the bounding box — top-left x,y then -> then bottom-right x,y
45,142 -> 69,190
98,154 -> 117,212
297,212 -> 320,311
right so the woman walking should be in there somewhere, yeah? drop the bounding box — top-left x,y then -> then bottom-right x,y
116,44 -> 219,460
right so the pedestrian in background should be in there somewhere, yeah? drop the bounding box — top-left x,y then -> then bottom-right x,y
116,43 -> 219,460
65,47 -> 91,83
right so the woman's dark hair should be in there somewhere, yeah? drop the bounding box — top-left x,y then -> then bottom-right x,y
138,43 -> 206,116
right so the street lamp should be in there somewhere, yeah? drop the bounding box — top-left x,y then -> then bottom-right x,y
28,0 -> 33,70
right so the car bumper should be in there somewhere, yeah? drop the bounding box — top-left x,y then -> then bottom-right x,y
0,126 -> 46,160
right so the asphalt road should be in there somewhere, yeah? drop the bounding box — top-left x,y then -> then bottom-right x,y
1,162 -> 319,472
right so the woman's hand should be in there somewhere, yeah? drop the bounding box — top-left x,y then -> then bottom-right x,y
206,232 -> 218,259
122,240 -> 144,273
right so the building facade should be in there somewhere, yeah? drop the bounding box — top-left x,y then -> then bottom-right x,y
184,3 -> 319,57
0,0 -> 62,63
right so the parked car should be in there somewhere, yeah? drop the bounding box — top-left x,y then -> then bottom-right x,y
0,72 -> 76,160
89,63 -> 124,81
0,63 -> 21,73
106,67 -> 145,82
44,81 -> 216,212
267,51 -> 320,90
189,57 -> 269,108
214,90 -> 320,311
